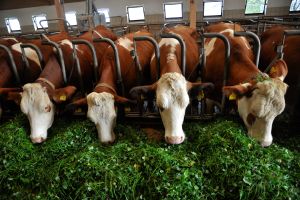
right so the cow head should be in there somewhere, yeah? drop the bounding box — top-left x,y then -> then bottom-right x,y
86,91 -> 132,144
223,60 -> 288,147
130,72 -> 213,144
20,83 -> 54,143
87,92 -> 116,144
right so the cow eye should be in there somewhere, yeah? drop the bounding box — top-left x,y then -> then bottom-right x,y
158,106 -> 164,112
247,113 -> 256,126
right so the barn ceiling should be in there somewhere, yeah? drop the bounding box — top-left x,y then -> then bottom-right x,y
0,0 -> 84,10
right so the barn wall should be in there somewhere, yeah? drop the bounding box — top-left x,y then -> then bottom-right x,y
0,0 -> 294,35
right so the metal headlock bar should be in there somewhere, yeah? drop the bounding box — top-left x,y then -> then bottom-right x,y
41,34 -> 67,85
71,39 -> 98,93
0,44 -> 21,86
234,31 -> 261,67
202,33 -> 231,113
133,36 -> 160,81
160,33 -> 186,77
20,43 -> 45,72
93,38 -> 125,96
132,36 -> 161,116
264,30 -> 300,73
38,18 -> 75,34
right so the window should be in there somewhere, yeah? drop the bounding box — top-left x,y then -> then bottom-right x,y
32,14 -> 48,30
290,0 -> 300,12
65,11 -> 77,26
203,0 -> 223,17
163,2 -> 183,20
98,8 -> 110,23
245,0 -> 267,15
127,5 -> 145,23
5,17 -> 21,33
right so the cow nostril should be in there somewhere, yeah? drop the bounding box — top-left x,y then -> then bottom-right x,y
31,137 -> 46,144
261,140 -> 272,147
165,136 -> 185,144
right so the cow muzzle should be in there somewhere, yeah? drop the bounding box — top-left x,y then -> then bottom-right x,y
165,135 -> 185,144
31,137 -> 46,144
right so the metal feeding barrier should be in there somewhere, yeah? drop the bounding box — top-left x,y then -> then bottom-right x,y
71,39 -> 98,94
0,44 -> 21,86
41,34 -> 67,85
201,33 -> 231,114
264,30 -> 300,73
38,18 -> 75,34
234,31 -> 261,67
20,43 -> 45,72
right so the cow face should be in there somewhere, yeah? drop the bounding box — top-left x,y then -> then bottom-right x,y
87,92 -> 116,144
156,72 -> 190,144
20,83 -> 54,143
224,78 -> 288,147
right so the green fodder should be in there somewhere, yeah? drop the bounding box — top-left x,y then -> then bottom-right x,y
0,114 -> 299,200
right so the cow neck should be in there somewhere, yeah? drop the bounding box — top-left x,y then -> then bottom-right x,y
94,82 -> 117,96
0,58 -> 13,87
37,54 -> 65,92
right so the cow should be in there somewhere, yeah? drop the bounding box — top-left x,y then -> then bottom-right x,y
0,32 -> 69,118
9,25 -> 117,143
129,25 -> 214,144
202,22 -> 288,147
66,28 -> 155,144
259,26 -> 300,112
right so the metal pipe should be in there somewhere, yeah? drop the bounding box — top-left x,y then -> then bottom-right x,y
20,43 -> 45,71
133,36 -> 160,80
41,40 -> 67,85
0,44 -> 21,86
203,33 -> 231,113
234,31 -> 261,66
71,43 -> 84,94
93,38 -> 124,96
71,39 -> 98,82
39,18 -> 74,33
160,33 -> 186,77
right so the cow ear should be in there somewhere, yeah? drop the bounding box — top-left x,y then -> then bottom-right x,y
223,83 -> 253,100
52,86 -> 77,104
268,59 -> 288,81
6,92 -> 22,105
63,97 -> 87,115
114,95 -> 137,105
129,83 -> 157,99
187,81 -> 214,91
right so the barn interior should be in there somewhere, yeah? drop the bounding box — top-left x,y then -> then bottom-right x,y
0,0 -> 299,199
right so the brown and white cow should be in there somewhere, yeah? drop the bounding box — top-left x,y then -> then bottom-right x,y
11,26 -> 117,143
203,22 -> 288,147
67,28 -> 155,143
0,33 -> 69,118
130,25 -> 213,144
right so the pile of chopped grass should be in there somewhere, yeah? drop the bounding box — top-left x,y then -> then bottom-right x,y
0,114 -> 299,199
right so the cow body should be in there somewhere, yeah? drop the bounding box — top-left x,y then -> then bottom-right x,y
130,25 -> 213,144
203,23 -> 288,147
259,26 -> 300,111
86,29 -> 154,143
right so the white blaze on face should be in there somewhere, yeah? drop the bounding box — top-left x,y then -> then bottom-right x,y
117,37 -> 133,51
237,79 -> 287,147
3,37 -> 18,42
20,83 -> 54,143
156,72 -> 189,144
60,39 -> 83,54
205,29 -> 250,57
11,43 -> 40,66
87,92 -> 116,143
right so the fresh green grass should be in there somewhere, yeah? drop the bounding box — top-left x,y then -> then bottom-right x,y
0,114 -> 299,200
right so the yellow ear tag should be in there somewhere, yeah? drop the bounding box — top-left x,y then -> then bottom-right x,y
59,95 -> 67,101
229,93 -> 236,100
75,108 -> 82,113
270,66 -> 277,74
197,90 -> 205,100
125,107 -> 131,112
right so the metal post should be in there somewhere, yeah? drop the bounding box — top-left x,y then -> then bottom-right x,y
20,43 -> 45,71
